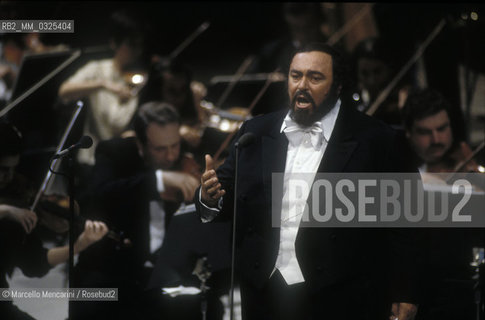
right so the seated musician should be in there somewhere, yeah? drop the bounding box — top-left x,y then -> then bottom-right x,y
58,11 -> 146,168
401,89 -> 479,320
73,101 -> 200,320
0,121 -> 108,320
401,88 -> 478,173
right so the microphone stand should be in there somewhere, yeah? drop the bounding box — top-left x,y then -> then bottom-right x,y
32,101 -> 84,320
471,247 -> 485,320
229,141 -> 242,320
67,152 -> 76,317
229,133 -> 254,320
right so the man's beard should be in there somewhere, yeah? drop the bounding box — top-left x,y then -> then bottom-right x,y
289,87 -> 339,127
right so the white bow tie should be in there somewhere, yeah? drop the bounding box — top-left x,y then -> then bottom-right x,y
283,119 -> 324,149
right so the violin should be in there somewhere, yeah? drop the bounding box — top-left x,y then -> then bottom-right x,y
122,70 -> 148,97
420,141 -> 485,195
199,100 -> 250,133
427,141 -> 482,174
37,195 -> 131,247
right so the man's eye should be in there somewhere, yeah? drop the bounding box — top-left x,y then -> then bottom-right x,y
416,130 -> 430,135
437,125 -> 449,132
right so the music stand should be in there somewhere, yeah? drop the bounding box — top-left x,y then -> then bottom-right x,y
147,205 -> 231,290
4,49 -> 81,185
145,205 -> 230,320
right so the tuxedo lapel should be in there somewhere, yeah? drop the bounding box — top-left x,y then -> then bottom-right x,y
318,104 -> 358,173
262,113 -> 288,218
319,140 -> 358,172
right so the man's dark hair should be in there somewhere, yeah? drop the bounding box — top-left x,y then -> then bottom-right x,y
133,102 -> 180,145
109,10 -> 144,48
401,89 -> 452,131
0,121 -> 22,157
290,42 -> 347,91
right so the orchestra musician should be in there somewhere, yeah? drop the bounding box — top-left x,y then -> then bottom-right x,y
72,102 -> 200,320
0,121 -> 108,320
197,43 -> 420,320
401,88 -> 481,320
58,11 -> 146,168
401,88 -> 479,174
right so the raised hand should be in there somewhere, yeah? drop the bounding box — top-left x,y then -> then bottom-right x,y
200,154 -> 225,207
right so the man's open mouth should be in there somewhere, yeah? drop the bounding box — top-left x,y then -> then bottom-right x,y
295,94 -> 312,109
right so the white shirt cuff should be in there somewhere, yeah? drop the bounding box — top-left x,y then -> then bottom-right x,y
198,188 -> 222,223
155,170 -> 165,193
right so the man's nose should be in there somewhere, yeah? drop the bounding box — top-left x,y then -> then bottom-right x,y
297,77 -> 309,91
166,148 -> 178,162
431,130 -> 442,144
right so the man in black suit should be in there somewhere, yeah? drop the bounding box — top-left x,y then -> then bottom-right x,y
73,102 -> 199,320
197,43 -> 420,320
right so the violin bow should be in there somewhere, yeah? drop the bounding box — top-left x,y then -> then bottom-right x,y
169,21 -> 211,62
327,3 -> 376,46
213,68 -> 281,162
215,55 -> 255,109
445,140 -> 485,183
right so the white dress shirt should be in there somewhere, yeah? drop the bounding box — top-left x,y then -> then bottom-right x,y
64,59 -> 138,165
145,170 -> 167,268
275,100 -> 341,284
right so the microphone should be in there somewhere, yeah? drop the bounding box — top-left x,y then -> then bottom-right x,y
53,136 -> 93,159
235,132 -> 255,149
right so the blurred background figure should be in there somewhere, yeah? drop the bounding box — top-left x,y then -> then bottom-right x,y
401,88 -> 479,173
345,37 -> 412,127
139,59 -> 207,151
72,102 -> 201,320
58,10 -> 147,168
400,89 -> 483,320
0,120 -> 108,320
57,10 -> 148,202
